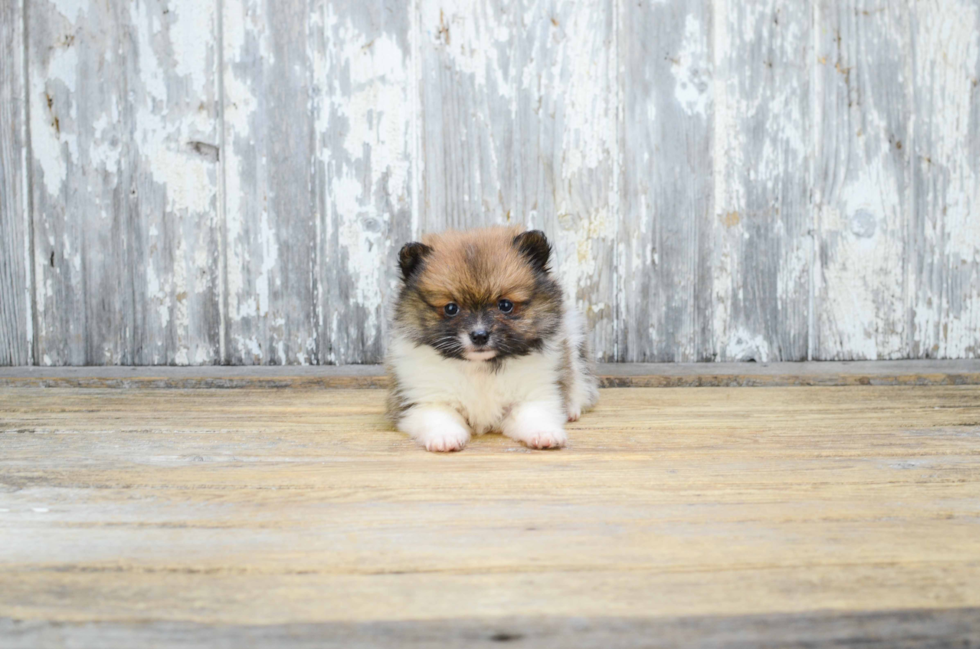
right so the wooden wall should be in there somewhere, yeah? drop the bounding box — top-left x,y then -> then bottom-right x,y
1,0 -> 978,365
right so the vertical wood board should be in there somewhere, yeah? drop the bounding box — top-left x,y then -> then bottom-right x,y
709,0 -> 811,362
619,0 -> 713,362
909,0 -> 980,359
28,0 -> 222,365
222,0 -> 318,364
0,0 -> 32,365
811,0 -> 912,360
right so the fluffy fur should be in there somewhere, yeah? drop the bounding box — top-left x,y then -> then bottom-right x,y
386,226 -> 599,452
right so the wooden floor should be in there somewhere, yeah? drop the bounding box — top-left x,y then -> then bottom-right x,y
2,384 -> 980,647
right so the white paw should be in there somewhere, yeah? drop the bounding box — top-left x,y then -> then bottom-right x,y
502,400 -> 568,450
419,428 -> 469,453
398,408 -> 471,453
521,428 -> 567,450
566,406 -> 582,422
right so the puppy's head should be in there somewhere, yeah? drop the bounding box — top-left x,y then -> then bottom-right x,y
394,226 -> 563,363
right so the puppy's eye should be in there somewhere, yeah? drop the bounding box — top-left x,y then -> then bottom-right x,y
444,303 -> 460,317
497,299 -> 514,314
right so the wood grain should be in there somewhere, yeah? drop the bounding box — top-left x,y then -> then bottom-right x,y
710,0 -> 811,362
812,0 -> 912,360
1,385 -> 979,645
4,360 -> 980,389
5,608 -> 980,649
221,0 -> 318,364
0,0 -> 31,365
618,0 -> 712,362
909,0 -> 980,359
28,0 -> 222,365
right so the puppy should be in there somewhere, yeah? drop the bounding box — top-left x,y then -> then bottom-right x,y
386,226 -> 599,452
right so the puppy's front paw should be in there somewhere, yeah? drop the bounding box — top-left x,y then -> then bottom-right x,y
566,406 -> 582,422
419,428 -> 469,453
398,407 -> 472,453
503,400 -> 569,450
522,428 -> 567,449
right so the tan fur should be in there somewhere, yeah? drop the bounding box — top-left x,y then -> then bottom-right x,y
417,227 -> 536,305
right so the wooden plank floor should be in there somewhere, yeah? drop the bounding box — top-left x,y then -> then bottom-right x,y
1,385 -> 980,647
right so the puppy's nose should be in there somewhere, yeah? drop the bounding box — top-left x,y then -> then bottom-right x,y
469,330 -> 490,346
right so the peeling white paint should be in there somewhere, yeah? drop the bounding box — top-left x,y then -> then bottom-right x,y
817,157 -> 906,359
223,0 -> 270,336
811,2 -> 915,361
910,0 -> 980,358
674,14 -> 710,117
711,0 -> 733,355
725,328 -> 771,363
253,211 -> 278,318
554,4 -> 615,179
169,1 -> 213,93
49,0 -> 84,20
30,67 -> 72,196
10,0 -> 980,366
421,1 -> 513,99
233,334 -> 263,361
914,3 -> 980,263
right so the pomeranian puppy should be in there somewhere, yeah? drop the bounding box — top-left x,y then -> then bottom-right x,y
386,226 -> 599,452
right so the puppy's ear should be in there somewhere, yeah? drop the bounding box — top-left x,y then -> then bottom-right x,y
398,242 -> 433,282
513,230 -> 551,272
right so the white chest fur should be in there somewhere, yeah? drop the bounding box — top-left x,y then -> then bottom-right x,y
388,334 -> 564,435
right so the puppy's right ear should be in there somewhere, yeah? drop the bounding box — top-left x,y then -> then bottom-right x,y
398,242 -> 433,282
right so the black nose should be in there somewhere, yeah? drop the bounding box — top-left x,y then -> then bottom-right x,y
469,330 -> 490,346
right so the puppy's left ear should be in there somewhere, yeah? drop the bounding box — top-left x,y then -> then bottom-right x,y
398,242 -> 433,282
513,230 -> 551,272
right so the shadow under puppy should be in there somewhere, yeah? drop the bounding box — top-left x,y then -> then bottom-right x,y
386,226 -> 599,452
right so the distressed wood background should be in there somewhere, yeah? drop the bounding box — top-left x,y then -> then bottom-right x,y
1,0 -> 978,366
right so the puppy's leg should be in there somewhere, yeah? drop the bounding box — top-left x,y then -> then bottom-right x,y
561,307 -> 600,422
565,354 -> 599,422
397,406 -> 471,452
502,399 -> 567,449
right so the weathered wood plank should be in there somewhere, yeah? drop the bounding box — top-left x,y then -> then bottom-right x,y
312,0 -> 416,364
1,386 -> 979,636
618,0 -> 713,362
909,0 -> 980,359
812,0 -> 912,360
0,0 -> 32,366
709,0 -> 811,361
418,0 -> 617,360
3,360 -> 980,389
221,0 -> 317,364
416,0 -> 512,232
28,0 -> 222,365
4,608 -> 980,649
